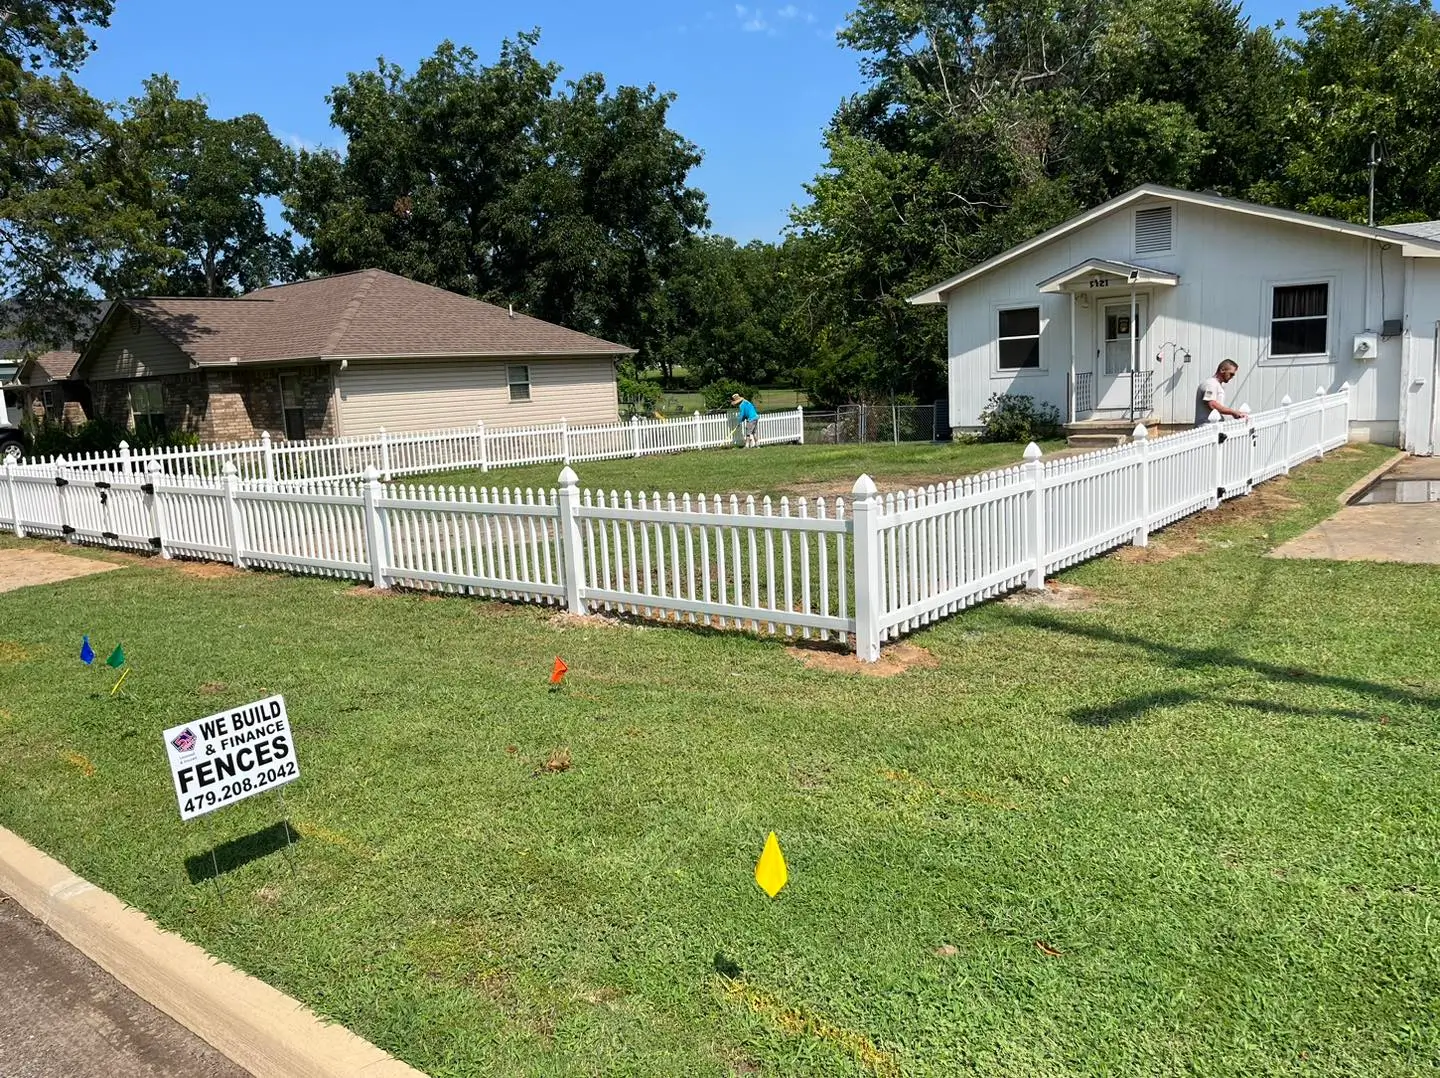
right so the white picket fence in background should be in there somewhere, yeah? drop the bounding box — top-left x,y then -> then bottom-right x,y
0,388 -> 1352,660
14,407 -> 807,485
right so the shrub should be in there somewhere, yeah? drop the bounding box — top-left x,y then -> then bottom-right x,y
25,418 -> 200,457
700,379 -> 760,413
977,393 -> 1063,443
618,372 -> 665,418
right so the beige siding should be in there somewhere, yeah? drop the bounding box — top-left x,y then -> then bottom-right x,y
336,356 -> 620,436
85,322 -> 193,380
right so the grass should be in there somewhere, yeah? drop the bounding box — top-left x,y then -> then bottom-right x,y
2,443 -> 1437,1077
396,439 -> 1064,498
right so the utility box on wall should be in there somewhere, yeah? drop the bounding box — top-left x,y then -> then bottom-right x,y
1353,332 -> 1379,361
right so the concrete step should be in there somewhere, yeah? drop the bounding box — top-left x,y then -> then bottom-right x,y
1066,433 -> 1130,449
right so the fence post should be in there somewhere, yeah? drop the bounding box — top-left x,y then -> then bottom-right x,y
1314,385 -> 1326,458
892,402 -> 900,446
118,440 -> 132,475
796,404 -> 805,445
694,410 -> 703,449
4,462 -> 23,539
631,414 -> 641,458
1022,442 -> 1046,589
221,462 -> 245,568
379,427 -> 392,482
362,465 -> 390,589
1339,380 -> 1353,448
1132,423 -> 1150,547
476,420 -> 489,473
1280,395 -> 1293,474
1238,403 -> 1257,492
556,466 -> 587,614
56,455 -> 73,542
850,474 -> 882,662
561,418 -> 571,465
260,430 -> 275,486
144,459 -> 170,559
1208,410 -> 1224,508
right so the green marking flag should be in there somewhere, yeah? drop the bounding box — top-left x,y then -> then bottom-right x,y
105,644 -> 126,669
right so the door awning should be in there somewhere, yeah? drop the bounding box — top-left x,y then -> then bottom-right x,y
1037,259 -> 1180,294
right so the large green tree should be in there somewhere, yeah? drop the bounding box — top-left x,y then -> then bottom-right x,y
111,76 -> 297,296
1,1 -> 164,346
286,33 -> 708,356
791,0 -> 1293,400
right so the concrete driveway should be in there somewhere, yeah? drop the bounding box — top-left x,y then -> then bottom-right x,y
1271,455 -> 1440,565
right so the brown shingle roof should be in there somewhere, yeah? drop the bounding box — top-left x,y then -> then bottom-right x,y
19,350 -> 80,384
110,270 -> 633,366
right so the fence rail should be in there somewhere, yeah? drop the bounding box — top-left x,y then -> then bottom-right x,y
0,388 -> 1352,660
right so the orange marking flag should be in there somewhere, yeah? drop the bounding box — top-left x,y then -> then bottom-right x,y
550,656 -> 568,685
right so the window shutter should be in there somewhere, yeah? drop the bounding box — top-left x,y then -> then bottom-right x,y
1135,206 -> 1173,255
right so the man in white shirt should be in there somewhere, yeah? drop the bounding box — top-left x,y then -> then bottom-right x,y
1196,359 -> 1248,424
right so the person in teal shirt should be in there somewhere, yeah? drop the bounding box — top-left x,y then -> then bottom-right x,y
730,393 -> 759,448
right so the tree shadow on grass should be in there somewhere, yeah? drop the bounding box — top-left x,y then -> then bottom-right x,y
186,821 -> 299,883
996,609 -> 1440,727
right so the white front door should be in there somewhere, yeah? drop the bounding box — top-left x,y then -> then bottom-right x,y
1096,296 -> 1148,413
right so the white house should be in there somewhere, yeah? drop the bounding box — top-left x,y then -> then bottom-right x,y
908,185 -> 1440,452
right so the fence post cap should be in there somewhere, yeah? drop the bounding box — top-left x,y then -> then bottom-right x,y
1314,385 -> 1326,397
1340,380 -> 1352,390
851,473 -> 878,498
476,419 -> 485,427
1022,441 -> 1043,461
378,426 -> 386,434
1239,402 -> 1251,413
221,461 -> 238,476
694,410 -> 701,418
1132,423 -> 1148,440
1207,409 -> 1223,423
260,429 -> 270,443
361,465 -> 381,482
558,465 -> 579,486
118,440 -> 129,450
1281,394 -> 1293,406
144,459 -> 162,474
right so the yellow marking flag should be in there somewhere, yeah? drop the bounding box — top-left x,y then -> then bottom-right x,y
754,831 -> 788,898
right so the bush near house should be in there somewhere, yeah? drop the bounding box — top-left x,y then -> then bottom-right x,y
23,417 -> 200,457
978,393 -> 1065,443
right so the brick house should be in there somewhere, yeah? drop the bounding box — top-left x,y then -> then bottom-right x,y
71,269 -> 634,442
15,350 -> 88,428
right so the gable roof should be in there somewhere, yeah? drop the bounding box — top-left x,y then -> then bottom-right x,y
908,184 -> 1440,305
1385,220 -> 1440,242
81,269 -> 634,371
19,350 -> 80,385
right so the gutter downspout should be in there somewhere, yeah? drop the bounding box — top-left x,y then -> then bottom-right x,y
1129,278 -> 1138,421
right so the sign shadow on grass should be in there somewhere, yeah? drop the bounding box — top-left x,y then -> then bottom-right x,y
186,820 -> 301,884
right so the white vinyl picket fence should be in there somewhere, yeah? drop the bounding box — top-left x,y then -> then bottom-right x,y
14,407 -> 807,486
0,389 -> 1352,660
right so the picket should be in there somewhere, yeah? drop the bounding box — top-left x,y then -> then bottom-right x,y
0,390 -> 1351,661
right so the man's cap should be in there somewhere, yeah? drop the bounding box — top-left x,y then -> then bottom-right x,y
730,393 -> 742,401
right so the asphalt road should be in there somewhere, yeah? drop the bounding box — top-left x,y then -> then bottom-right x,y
0,894 -> 251,1078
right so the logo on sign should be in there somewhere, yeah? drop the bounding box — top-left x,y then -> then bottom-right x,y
171,728 -> 197,752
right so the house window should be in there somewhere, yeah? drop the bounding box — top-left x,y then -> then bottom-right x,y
508,364 -> 531,402
997,307 -> 1041,369
279,373 -> 306,441
41,389 -> 55,410
1271,283 -> 1329,356
129,380 -> 166,435
1135,206 -> 1173,255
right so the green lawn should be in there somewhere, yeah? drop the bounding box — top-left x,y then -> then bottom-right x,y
2,443 -> 1437,1077
398,440 -> 1063,499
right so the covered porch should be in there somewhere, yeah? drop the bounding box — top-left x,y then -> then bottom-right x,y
1037,258 -> 1179,435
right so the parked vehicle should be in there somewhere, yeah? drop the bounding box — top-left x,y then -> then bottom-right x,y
2,387 -> 25,463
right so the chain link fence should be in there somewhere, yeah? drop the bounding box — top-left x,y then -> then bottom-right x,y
803,402 -> 951,445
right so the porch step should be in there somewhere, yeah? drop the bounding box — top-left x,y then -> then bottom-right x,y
1066,433 -> 1130,449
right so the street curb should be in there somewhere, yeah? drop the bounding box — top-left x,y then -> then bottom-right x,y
1335,449 -> 1405,506
0,826 -> 427,1078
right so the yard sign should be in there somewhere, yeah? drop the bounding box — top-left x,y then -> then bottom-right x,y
162,694 -> 300,821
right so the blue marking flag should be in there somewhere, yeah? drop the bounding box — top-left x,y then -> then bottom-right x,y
80,635 -> 94,665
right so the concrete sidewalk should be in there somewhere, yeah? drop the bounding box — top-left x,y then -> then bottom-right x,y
0,895 -> 251,1078
1271,453 -> 1440,564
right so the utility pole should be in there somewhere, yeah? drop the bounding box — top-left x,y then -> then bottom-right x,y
1368,131 -> 1380,227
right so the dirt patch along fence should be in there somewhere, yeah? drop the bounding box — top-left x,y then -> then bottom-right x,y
0,389 -> 1352,661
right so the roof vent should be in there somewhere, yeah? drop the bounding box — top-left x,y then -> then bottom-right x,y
508,304 -> 515,319
1135,206 -> 1173,255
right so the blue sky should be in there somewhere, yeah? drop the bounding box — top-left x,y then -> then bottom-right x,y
77,0 -> 1305,243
